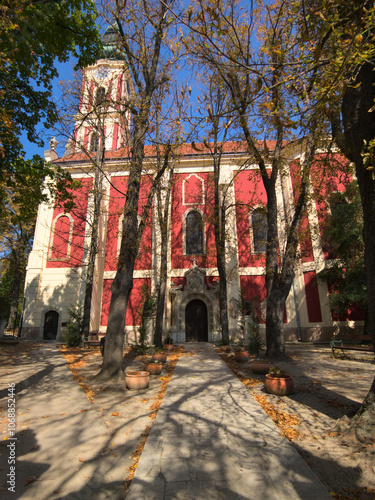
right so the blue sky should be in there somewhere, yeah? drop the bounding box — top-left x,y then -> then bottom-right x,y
22,60 -> 76,160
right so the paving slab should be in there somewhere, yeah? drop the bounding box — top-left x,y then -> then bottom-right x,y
126,343 -> 331,500
0,344 -> 162,500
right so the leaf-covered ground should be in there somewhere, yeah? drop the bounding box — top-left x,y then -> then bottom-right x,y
1,341 -> 374,498
220,346 -> 375,499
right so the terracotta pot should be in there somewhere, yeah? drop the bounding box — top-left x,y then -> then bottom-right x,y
234,351 -> 250,362
144,363 -> 162,375
152,352 -> 167,362
265,374 -> 294,395
220,345 -> 231,353
250,360 -> 271,374
126,371 -> 150,390
163,344 -> 174,351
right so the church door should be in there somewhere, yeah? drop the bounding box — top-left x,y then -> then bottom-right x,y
43,311 -> 59,340
185,299 -> 208,342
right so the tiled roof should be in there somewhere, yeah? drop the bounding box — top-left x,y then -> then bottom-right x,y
55,140 -> 281,163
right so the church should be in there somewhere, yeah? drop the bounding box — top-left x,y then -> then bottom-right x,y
21,30 -> 364,344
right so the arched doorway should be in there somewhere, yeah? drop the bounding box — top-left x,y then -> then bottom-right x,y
43,311 -> 59,340
185,299 -> 208,342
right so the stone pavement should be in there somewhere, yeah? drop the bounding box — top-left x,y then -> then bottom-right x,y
0,344 -> 161,500
126,343 -> 331,500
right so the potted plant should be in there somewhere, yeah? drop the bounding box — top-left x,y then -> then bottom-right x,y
250,358 -> 271,374
144,359 -> 163,375
265,366 -> 294,395
152,348 -> 167,362
233,346 -> 250,362
163,336 -> 174,351
219,338 -> 231,352
125,371 -> 150,390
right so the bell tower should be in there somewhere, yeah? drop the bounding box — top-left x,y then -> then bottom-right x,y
72,26 -> 131,154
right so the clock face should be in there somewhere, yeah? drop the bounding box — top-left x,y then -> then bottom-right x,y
95,67 -> 110,80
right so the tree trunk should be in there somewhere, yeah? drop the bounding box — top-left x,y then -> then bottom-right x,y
96,113 -> 148,380
265,286 -> 287,358
339,61 -> 375,439
7,262 -> 21,334
81,168 -> 102,340
154,211 -> 169,347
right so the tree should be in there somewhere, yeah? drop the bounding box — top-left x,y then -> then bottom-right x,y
292,0 -> 375,444
0,0 -> 101,215
184,0 -> 328,358
97,0 -> 180,379
318,181 -> 367,327
0,161 -> 53,334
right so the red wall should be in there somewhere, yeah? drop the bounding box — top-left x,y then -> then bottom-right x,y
47,178 -> 92,268
104,175 -> 152,271
235,169 -> 267,268
100,277 -> 151,327
170,172 -> 217,269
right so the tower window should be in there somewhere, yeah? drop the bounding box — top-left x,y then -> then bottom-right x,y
90,132 -> 99,152
95,87 -> 106,108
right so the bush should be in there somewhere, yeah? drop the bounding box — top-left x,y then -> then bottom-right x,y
65,306 -> 83,347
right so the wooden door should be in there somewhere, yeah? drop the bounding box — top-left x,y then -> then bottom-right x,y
43,311 -> 59,340
185,299 -> 208,342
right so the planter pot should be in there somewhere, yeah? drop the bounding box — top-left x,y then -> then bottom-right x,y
126,371 -> 150,390
163,344 -> 174,351
220,345 -> 231,353
250,360 -> 271,374
144,363 -> 162,375
234,351 -> 250,362
265,374 -> 294,395
152,352 -> 167,362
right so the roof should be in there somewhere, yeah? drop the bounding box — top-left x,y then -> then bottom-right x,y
56,140 -> 281,164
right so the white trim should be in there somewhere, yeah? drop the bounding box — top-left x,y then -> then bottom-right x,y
182,174 -> 205,205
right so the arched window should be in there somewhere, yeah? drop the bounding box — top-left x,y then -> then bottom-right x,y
251,208 -> 267,253
95,86 -> 106,107
49,213 -> 74,261
185,210 -> 204,255
90,132 -> 99,152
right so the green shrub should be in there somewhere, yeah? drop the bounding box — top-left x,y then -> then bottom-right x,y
65,306 -> 83,347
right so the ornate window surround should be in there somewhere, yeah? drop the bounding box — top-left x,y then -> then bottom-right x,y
182,174 -> 205,206
48,213 -> 74,261
182,208 -> 206,256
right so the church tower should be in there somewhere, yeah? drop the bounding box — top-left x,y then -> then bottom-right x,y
72,26 -> 132,155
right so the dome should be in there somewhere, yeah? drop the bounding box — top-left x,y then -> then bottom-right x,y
101,26 -> 126,61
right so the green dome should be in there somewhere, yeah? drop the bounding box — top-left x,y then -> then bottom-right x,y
101,26 -> 126,61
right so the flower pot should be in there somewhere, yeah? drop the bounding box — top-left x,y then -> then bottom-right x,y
152,352 -> 167,362
163,344 -> 174,351
220,345 -> 231,353
144,362 -> 162,375
234,350 -> 250,362
126,371 -> 150,390
250,360 -> 271,374
265,374 -> 294,395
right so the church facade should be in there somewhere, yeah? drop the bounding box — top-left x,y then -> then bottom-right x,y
21,37 -> 364,344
